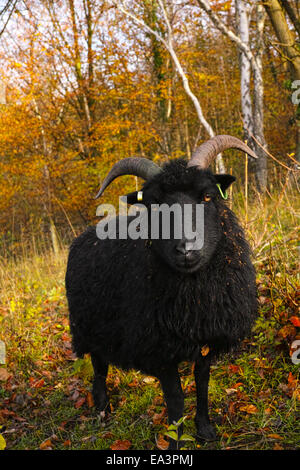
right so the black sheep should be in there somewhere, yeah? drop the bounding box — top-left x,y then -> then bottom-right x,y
65,135 -> 258,448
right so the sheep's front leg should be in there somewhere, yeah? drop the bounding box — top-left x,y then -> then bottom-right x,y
158,366 -> 184,450
91,353 -> 109,412
194,356 -> 216,441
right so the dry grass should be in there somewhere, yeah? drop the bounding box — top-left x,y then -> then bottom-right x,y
0,184 -> 299,450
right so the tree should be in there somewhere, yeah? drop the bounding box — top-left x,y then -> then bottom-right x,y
195,0 -> 268,191
264,0 -> 300,162
0,0 -> 18,37
115,0 -> 226,172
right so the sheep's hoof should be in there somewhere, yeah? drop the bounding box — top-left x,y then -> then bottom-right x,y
93,392 -> 110,414
196,422 -> 217,442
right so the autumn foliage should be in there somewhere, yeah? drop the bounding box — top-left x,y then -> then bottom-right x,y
0,0 -> 297,251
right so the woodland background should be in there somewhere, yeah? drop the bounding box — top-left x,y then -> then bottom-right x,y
0,0 -> 298,250
0,0 -> 299,451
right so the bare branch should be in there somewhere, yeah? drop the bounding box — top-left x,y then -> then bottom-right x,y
195,0 -> 260,76
115,0 -> 226,171
0,0 -> 18,37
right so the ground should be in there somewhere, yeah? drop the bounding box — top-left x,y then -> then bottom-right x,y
0,192 -> 299,450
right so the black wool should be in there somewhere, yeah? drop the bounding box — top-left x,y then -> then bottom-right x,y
65,158 -> 258,446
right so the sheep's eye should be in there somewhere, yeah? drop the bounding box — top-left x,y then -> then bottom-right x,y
203,194 -> 211,202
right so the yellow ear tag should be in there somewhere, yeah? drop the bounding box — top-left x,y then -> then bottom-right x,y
137,191 -> 143,202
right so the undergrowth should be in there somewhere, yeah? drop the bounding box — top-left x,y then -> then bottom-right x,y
0,186 -> 299,450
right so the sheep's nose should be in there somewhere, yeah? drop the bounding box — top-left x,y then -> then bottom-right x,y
175,243 -> 193,257
176,245 -> 186,255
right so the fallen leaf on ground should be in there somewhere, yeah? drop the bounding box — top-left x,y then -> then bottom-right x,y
273,443 -> 284,450
228,364 -> 241,374
239,404 -> 258,414
143,376 -> 156,384
277,325 -> 296,339
30,378 -> 45,388
225,388 -> 237,395
268,434 -> 283,440
0,434 -> 6,450
152,408 -> 166,425
110,439 -> 131,450
0,368 -> 11,381
156,435 -> 169,450
40,439 -> 52,450
232,382 -> 243,389
86,392 -> 94,408
75,397 -> 86,409
128,378 -> 139,387
288,372 -> 298,390
289,316 -> 300,327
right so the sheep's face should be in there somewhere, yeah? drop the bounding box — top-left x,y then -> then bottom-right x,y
125,159 -> 236,274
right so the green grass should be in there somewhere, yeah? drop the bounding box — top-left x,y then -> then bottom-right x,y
0,187 -> 299,450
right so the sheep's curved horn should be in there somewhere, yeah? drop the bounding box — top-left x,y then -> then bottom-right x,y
187,135 -> 258,169
95,157 -> 162,199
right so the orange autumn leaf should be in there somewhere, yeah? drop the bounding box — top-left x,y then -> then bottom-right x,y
40,439 -> 52,450
63,440 -> 71,447
273,443 -> 284,450
156,435 -> 169,450
232,382 -> 243,389
228,364 -> 240,374
289,316 -> 300,327
110,439 -> 132,450
32,378 -> 45,388
128,378 -> 139,387
277,324 -> 296,339
74,397 -> 86,409
152,408 -> 167,425
86,392 -> 94,408
201,345 -> 210,356
292,389 -> 300,401
228,401 -> 236,415
239,404 -> 258,414
268,434 -> 283,440
288,372 -> 298,390
0,368 -> 11,382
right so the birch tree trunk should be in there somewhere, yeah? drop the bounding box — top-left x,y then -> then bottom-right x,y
253,3 -> 267,191
264,0 -> 300,163
197,0 -> 267,191
235,0 -> 254,142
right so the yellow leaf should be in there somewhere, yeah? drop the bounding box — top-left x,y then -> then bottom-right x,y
0,434 -> 6,450
239,404 -> 258,414
143,376 -> 156,384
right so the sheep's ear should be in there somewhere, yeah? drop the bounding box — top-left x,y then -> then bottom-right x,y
120,191 -> 145,205
214,174 -> 236,193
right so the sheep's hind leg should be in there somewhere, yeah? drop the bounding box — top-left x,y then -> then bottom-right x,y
194,357 -> 216,441
91,354 -> 109,413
